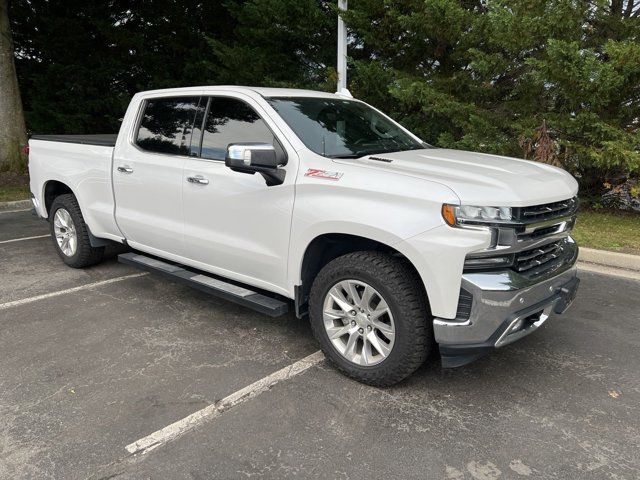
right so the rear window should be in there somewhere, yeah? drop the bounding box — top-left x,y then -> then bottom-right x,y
135,97 -> 202,155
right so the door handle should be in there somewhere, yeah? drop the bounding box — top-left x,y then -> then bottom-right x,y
187,175 -> 209,185
117,166 -> 133,174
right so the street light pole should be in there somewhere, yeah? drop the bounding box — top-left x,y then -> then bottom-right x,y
336,0 -> 351,96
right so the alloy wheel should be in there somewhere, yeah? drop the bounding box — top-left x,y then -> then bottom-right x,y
322,279 -> 395,366
53,208 -> 78,257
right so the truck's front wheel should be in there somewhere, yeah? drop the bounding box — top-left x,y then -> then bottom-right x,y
309,251 -> 432,387
49,194 -> 105,268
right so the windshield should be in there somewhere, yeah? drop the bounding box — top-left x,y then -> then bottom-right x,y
267,97 -> 430,158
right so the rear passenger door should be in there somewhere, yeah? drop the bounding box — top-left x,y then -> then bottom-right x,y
181,95 -> 296,293
113,95 -> 204,257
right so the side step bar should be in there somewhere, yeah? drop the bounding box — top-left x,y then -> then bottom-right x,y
118,252 -> 289,317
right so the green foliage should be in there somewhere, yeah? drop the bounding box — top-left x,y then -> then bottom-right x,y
208,0 -> 335,88
10,0 -> 235,134
344,0 -> 640,190
9,0 -> 640,190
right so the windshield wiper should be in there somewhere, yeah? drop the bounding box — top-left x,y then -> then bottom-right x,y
327,153 -> 366,159
325,144 -> 435,158
328,149 -> 393,159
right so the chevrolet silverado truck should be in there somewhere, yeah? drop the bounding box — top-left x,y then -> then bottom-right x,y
28,86 -> 580,386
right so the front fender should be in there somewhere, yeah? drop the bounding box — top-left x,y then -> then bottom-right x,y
288,155 -> 465,296
288,221 -> 409,294
396,225 -> 490,319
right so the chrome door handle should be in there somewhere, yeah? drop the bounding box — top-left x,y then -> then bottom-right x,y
117,166 -> 133,174
187,175 -> 209,185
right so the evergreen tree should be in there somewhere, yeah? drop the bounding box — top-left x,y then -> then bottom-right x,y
343,0 -> 640,191
7,0 -> 640,190
205,0 -> 336,88
10,0 -> 235,134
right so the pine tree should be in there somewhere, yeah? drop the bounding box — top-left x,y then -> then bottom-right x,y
343,0 -> 640,191
7,0 -> 640,191
9,0 -> 236,135
204,0 -> 336,89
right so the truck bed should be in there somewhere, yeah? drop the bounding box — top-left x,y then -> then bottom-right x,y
30,134 -> 118,147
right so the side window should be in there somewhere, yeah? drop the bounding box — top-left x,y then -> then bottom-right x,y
136,96 -> 202,155
200,97 -> 274,160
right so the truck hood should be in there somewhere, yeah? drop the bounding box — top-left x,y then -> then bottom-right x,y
353,148 -> 579,206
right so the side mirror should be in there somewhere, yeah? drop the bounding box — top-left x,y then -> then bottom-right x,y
225,143 -> 286,186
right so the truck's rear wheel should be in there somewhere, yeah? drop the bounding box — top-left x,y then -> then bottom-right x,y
49,194 -> 104,268
309,251 -> 432,387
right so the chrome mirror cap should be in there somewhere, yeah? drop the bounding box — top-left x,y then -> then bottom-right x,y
227,143 -> 276,167
225,142 -> 286,186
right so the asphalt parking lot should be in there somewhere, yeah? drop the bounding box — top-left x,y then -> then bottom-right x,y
1,209 -> 639,480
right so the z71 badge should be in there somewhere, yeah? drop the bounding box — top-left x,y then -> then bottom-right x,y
304,168 -> 344,181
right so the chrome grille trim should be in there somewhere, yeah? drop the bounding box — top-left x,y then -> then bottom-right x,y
516,241 -> 563,264
513,238 -> 576,278
514,197 -> 578,224
464,197 -> 578,278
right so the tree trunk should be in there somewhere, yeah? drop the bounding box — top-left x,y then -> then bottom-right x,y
0,0 -> 27,172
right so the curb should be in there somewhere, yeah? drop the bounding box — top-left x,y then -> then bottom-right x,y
578,247 -> 640,272
0,199 -> 31,212
578,262 -> 640,282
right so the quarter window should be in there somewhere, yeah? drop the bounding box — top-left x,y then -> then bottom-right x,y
136,96 -> 202,155
200,97 -> 273,160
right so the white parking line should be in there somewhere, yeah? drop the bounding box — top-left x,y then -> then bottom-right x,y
0,208 -> 32,214
125,350 -> 325,455
0,272 -> 148,311
0,234 -> 51,244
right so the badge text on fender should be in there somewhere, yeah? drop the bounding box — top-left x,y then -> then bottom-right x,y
304,168 -> 344,181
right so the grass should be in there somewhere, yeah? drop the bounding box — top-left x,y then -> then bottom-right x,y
574,208 -> 640,255
0,185 -> 30,202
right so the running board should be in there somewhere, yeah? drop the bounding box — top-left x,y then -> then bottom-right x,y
118,252 -> 289,317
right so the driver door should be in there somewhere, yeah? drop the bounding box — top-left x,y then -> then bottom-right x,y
181,95 -> 296,293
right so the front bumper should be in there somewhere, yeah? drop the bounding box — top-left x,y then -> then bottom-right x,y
434,250 -> 579,367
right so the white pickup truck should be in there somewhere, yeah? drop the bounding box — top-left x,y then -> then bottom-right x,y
28,86 -> 580,386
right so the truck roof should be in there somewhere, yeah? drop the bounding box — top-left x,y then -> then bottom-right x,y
136,86 -> 343,99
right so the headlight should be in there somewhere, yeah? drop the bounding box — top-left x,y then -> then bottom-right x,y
442,204 -> 513,227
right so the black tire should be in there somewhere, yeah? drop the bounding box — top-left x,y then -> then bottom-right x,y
49,194 -> 105,268
309,251 -> 432,387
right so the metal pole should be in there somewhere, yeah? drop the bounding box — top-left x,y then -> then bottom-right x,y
336,0 -> 351,96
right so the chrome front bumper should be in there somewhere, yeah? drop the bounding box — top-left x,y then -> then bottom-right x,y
435,245 -> 579,367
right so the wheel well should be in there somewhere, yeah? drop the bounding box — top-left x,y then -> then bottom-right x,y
296,233 -> 426,317
44,181 -> 73,216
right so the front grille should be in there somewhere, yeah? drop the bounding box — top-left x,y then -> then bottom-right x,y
514,239 -> 567,275
525,223 -> 564,239
463,198 -> 579,279
514,197 -> 578,223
